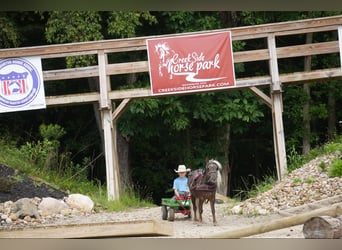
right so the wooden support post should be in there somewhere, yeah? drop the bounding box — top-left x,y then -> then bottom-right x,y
268,34 -> 288,180
338,25 -> 342,73
98,50 -> 120,200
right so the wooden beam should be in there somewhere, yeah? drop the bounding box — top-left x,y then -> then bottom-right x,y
43,66 -> 99,81
339,26 -> 342,72
45,92 -> 99,106
0,220 -> 173,238
208,202 -> 342,238
43,67 -> 342,107
106,61 -> 149,75
249,87 -> 272,108
1,15 -> 341,60
268,34 -> 287,181
98,50 -> 120,201
234,41 -> 339,64
112,99 -> 132,121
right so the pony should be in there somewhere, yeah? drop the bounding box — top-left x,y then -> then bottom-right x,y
187,159 -> 222,226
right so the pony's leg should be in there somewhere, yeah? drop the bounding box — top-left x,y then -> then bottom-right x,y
192,198 -> 197,221
194,198 -> 200,222
198,198 -> 204,223
210,198 -> 217,226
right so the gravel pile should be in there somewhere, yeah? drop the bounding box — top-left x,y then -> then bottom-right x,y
231,152 -> 342,215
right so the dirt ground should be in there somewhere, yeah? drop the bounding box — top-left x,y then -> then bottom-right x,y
154,202 -> 304,238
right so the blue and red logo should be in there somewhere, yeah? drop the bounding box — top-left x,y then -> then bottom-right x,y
0,58 -> 41,108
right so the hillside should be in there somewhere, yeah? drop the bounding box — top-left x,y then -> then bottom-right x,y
0,164 -> 67,203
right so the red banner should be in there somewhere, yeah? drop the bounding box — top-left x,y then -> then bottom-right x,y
146,31 -> 235,95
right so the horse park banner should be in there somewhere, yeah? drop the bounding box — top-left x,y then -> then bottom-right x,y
146,31 -> 235,96
0,57 -> 46,113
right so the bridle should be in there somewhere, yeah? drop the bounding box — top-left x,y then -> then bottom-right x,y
205,160 -> 221,184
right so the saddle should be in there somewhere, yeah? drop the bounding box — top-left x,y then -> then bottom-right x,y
192,183 -> 217,191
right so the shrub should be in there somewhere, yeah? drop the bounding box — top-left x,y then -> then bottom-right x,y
329,158 -> 342,177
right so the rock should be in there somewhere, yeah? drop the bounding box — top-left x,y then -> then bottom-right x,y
38,197 -> 69,216
12,198 -> 40,219
231,205 -> 242,214
65,194 -> 94,213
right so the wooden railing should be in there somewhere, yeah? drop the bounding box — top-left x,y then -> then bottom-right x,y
0,15 -> 341,106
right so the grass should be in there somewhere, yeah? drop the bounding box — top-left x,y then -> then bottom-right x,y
0,138 -> 154,212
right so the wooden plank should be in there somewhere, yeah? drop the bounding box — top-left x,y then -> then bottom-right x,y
44,67 -> 342,107
0,220 -> 173,238
41,41 -> 339,82
277,41 -> 339,59
234,41 -> 339,64
112,99 -> 132,121
339,26 -> 342,71
43,66 -> 99,81
106,61 -> 149,75
280,67 -> 342,83
45,92 -> 99,106
98,50 -> 120,201
249,87 -> 272,108
0,15 -> 341,60
231,15 -> 342,40
268,34 -> 287,180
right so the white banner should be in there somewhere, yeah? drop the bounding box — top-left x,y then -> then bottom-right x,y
0,56 -> 46,113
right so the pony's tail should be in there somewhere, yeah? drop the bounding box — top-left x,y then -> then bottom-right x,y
216,170 -> 223,191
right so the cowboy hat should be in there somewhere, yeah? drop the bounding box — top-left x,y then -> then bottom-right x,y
174,165 -> 191,173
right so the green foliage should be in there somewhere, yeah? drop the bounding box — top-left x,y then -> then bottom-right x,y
0,13 -> 20,47
0,132 -> 153,211
287,145 -> 305,172
45,11 -> 104,67
45,11 -> 103,43
319,162 -> 327,172
19,124 -> 67,174
107,11 -> 157,38
161,12 -> 221,33
324,138 -> 342,153
234,175 -> 275,200
293,177 -> 301,183
0,176 -> 16,192
304,178 -> 314,184
329,158 -> 342,177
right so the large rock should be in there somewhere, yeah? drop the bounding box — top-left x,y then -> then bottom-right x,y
12,198 -> 40,219
38,197 -> 69,216
65,194 -> 94,213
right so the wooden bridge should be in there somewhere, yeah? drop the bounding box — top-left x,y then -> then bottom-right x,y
0,15 -> 342,200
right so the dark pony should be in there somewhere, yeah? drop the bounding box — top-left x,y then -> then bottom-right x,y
187,159 -> 222,225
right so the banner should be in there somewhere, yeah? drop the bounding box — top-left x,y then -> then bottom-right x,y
147,31 -> 235,95
0,57 -> 46,113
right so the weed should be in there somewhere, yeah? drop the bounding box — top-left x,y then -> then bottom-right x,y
329,158 -> 342,177
319,162 -> 327,172
293,177 -> 301,183
9,175 -> 24,183
304,178 -> 314,184
33,181 -> 43,188
0,176 -> 16,192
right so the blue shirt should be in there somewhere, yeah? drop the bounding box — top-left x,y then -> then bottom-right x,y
173,177 -> 189,194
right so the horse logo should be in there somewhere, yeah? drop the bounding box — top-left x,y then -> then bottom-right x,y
0,58 -> 42,109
